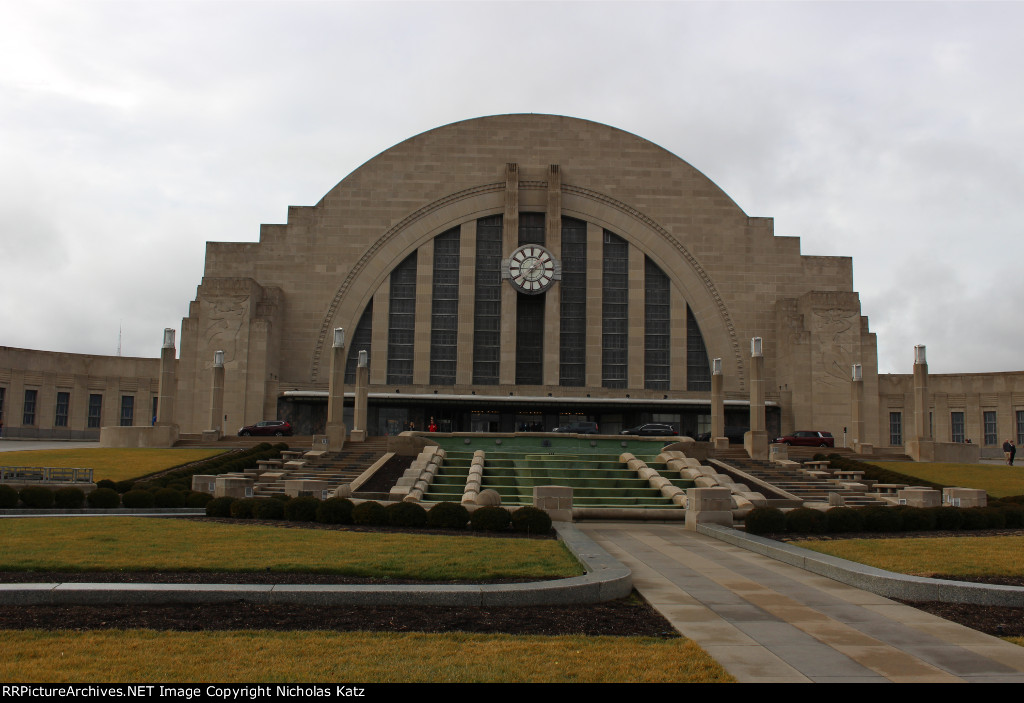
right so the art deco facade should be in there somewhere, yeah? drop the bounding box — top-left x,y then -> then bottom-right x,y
3,115 -> 1023,452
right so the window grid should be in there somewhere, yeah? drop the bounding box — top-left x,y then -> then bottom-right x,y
473,215 -> 502,385
686,306 -> 711,391
518,211 -> 545,246
644,257 -> 670,390
23,389 -> 37,426
430,228 -> 461,385
889,411 -> 902,446
55,391 -> 70,427
984,410 -> 997,445
344,302 -> 373,385
602,231 -> 629,388
386,252 -> 418,385
1017,410 -> 1024,447
516,294 -> 545,385
120,396 -> 134,427
0,386 -> 5,425
560,217 -> 587,386
951,411 -> 965,443
88,395 -> 102,429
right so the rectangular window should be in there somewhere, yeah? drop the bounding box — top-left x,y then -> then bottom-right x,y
559,217 -> 587,386
602,231 -> 629,388
984,411 -> 997,445
88,394 -> 103,429
386,252 -> 417,385
120,395 -> 134,427
889,411 -> 902,446
152,396 -> 159,425
55,391 -> 70,427
23,389 -> 37,426
473,215 -> 502,385
1017,410 -> 1024,447
644,257 -> 670,390
0,386 -> 5,425
951,411 -> 964,443
344,302 -> 373,385
430,227 -> 460,385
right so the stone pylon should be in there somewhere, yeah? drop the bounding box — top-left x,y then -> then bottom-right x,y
744,338 -> 768,460
207,350 -> 225,439
350,349 -> 369,442
325,328 -> 347,451
711,358 -> 728,450
156,328 -> 177,426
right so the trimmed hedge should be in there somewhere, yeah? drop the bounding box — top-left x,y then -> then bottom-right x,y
0,484 -> 20,508
316,497 -> 354,524
385,501 -> 427,528
352,500 -> 387,526
743,506 -> 785,535
470,506 -> 511,532
86,488 -> 120,509
19,486 -> 54,509
511,506 -> 553,534
54,487 -> 86,509
205,496 -> 234,517
784,507 -> 826,534
252,498 -> 285,520
824,506 -> 863,533
427,502 -> 469,529
122,490 -> 156,509
154,488 -> 186,508
284,496 -> 321,522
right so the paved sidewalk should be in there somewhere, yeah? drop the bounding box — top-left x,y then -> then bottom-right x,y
583,522 -> 1024,683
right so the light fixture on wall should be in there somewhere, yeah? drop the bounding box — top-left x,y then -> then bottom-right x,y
712,357 -> 722,375
851,363 -> 862,381
214,350 -> 224,367
750,337 -> 763,357
163,328 -> 175,348
333,328 -> 345,348
914,345 -> 927,365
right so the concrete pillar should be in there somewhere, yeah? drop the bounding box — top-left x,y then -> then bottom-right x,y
711,358 -> 726,447
907,344 -> 934,461
350,349 -> 369,442
325,328 -> 347,451
208,350 -> 225,437
156,328 -> 176,426
499,163 -> 519,386
850,363 -> 865,451
744,338 -> 769,460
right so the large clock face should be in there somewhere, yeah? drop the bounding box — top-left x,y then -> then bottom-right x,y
507,245 -> 557,294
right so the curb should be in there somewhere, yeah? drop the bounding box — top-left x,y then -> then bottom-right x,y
698,523 -> 1024,607
0,522 -> 632,607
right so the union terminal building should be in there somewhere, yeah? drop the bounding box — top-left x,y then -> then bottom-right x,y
3,115 -> 1024,453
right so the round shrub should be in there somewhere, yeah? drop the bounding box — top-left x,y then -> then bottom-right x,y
427,501 -> 469,529
933,506 -> 964,530
54,487 -> 86,509
284,496 -> 321,522
0,484 -> 20,508
999,505 -> 1024,528
784,507 -> 826,534
352,500 -> 387,526
96,479 -> 117,491
385,501 -> 427,528
862,506 -> 902,533
205,496 -> 234,517
185,491 -> 214,508
252,498 -> 285,520
114,480 -> 136,494
317,497 -> 355,524
19,486 -> 54,509
166,481 -> 189,492
511,506 -> 553,534
229,498 -> 259,519
962,507 -> 1004,530
743,506 -> 785,535
895,506 -> 936,532
87,487 -> 120,508
824,506 -> 863,533
122,490 -> 156,509
154,488 -> 186,508
470,505 -> 512,532
270,493 -> 291,502
132,481 -> 160,493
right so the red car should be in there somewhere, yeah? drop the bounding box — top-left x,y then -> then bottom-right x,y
238,420 -> 293,437
774,430 -> 834,447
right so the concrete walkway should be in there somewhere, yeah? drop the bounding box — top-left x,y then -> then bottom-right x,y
583,522 -> 1024,683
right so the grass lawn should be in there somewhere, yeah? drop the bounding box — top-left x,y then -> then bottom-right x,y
0,517 -> 583,580
0,448 -> 225,482
872,461 -> 1024,498
798,535 -> 1024,578
0,630 -> 734,683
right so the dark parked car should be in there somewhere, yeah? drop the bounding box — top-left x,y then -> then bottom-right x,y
774,430 -> 834,447
695,426 -> 750,443
238,420 -> 293,437
552,421 -> 600,434
620,423 -> 678,437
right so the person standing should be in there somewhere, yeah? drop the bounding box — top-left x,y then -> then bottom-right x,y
1004,439 -> 1015,465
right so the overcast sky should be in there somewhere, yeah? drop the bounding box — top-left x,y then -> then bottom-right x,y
1,1 -> 1021,375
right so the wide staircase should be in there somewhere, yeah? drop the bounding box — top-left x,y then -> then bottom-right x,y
421,447 -> 692,509
711,448 -> 889,507
250,437 -> 390,497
